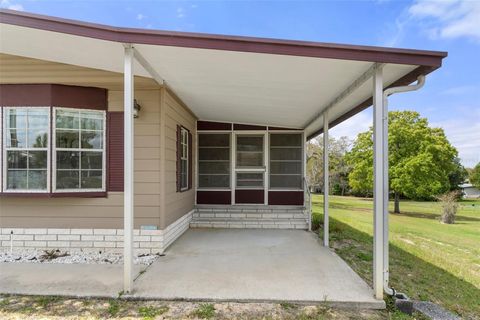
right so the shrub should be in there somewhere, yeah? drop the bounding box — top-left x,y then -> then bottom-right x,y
311,213 -> 323,231
192,303 -> 215,319
107,300 -> 120,317
138,305 -> 168,319
436,191 -> 460,224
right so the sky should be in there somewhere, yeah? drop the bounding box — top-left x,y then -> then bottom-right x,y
1,0 -> 479,167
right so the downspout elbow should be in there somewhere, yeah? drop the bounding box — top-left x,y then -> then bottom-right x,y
383,75 -> 426,107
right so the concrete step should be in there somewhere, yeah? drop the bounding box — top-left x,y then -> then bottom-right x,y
195,205 -> 305,210
191,205 -> 309,230
195,205 -> 305,215
190,219 -> 308,229
193,212 -> 307,219
191,217 -> 308,223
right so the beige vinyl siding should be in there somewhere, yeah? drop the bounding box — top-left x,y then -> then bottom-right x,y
160,87 -> 197,229
109,89 -> 163,229
0,53 -> 158,90
0,54 -> 163,229
0,54 -> 198,230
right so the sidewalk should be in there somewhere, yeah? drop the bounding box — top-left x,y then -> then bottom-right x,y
0,263 -> 144,298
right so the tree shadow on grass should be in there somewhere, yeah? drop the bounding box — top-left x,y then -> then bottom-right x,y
313,198 -> 480,223
314,200 -> 480,222
393,211 -> 480,222
317,217 -> 480,320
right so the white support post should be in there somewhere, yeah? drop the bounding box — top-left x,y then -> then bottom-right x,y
123,44 -> 135,294
264,132 -> 269,205
373,65 -> 385,300
231,132 -> 235,205
323,110 -> 329,247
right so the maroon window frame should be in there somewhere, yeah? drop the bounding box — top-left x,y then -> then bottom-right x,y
0,84 -> 109,197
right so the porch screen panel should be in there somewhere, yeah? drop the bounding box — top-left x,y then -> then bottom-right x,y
198,133 -> 230,188
236,135 -> 263,168
269,133 -> 303,190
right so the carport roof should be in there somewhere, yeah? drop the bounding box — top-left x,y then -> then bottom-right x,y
0,9 -> 447,139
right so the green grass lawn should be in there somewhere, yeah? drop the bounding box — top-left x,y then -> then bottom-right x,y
312,195 -> 480,320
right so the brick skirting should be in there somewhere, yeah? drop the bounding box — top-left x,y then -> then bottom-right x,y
0,210 -> 193,255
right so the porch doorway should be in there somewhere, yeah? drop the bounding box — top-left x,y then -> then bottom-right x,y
233,133 -> 266,205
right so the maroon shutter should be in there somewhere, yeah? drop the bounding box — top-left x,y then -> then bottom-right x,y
188,131 -> 193,190
107,112 -> 124,192
176,125 -> 181,192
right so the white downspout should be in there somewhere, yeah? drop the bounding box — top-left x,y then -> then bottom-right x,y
373,66 -> 385,299
382,75 -> 425,296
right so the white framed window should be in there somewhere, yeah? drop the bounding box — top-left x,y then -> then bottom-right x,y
53,108 -> 106,192
2,107 -> 50,192
180,127 -> 189,190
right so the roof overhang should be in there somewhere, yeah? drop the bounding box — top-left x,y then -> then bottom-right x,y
0,9 -> 447,139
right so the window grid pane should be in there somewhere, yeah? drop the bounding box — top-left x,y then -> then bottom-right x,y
180,128 -> 189,189
4,108 -> 49,191
54,109 -> 105,191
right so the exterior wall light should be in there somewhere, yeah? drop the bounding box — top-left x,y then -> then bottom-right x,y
133,99 -> 142,118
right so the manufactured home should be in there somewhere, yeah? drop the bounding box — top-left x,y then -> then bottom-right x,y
0,9 -> 447,302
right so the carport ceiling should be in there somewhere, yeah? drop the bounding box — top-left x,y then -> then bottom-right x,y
0,9 -> 447,138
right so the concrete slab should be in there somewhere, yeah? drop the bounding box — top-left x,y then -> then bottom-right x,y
133,229 -> 384,309
0,263 -> 144,298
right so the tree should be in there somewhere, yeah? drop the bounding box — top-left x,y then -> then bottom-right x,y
306,136 -> 351,194
306,140 -> 323,190
346,111 -> 458,213
470,163 -> 480,188
329,136 -> 352,196
448,157 -> 468,191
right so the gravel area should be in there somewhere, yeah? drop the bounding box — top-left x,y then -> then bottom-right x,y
0,250 -> 160,265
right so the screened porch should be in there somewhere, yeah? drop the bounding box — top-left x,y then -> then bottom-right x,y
196,121 -> 306,207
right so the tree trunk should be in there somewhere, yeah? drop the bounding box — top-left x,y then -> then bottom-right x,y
394,192 -> 400,214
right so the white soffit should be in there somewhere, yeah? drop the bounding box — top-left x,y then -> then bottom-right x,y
0,24 -> 150,77
0,23 -> 418,134
135,44 -> 416,133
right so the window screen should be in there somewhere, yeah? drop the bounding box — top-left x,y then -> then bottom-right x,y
236,172 -> 264,188
269,133 -> 303,190
236,135 -> 263,168
198,133 -> 230,188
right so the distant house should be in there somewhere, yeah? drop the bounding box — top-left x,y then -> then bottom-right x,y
459,183 -> 480,199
